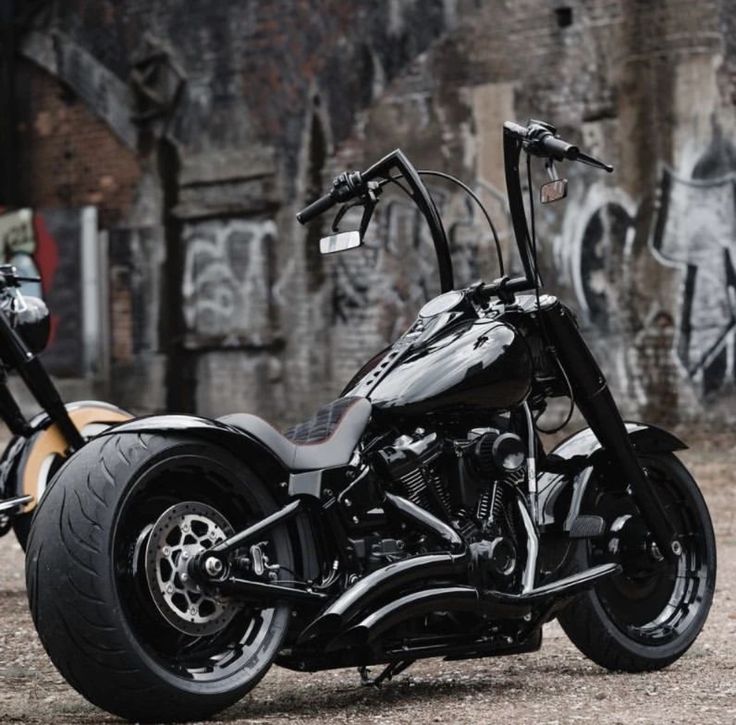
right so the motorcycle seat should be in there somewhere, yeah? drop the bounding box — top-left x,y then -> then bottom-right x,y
219,396 -> 371,471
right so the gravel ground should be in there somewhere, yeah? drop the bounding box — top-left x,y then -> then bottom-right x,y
0,443 -> 733,724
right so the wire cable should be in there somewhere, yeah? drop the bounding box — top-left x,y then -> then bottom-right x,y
379,170 -> 505,276
418,170 -> 505,276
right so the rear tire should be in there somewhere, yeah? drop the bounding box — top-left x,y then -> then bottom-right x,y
26,432 -> 294,722
559,453 -> 716,672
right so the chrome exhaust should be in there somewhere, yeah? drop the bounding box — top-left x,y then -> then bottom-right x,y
298,551 -> 467,643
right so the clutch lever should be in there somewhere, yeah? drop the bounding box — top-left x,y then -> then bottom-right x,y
330,180 -> 382,236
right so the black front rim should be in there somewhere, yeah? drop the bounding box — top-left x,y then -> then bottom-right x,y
592,458 -> 712,646
113,453 -> 288,683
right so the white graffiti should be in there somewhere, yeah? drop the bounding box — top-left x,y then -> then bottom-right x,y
182,218 -> 276,343
331,180 -> 510,341
651,168 -> 736,393
554,182 -> 638,328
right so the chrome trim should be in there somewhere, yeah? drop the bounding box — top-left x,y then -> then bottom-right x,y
517,495 -> 539,594
0,494 -> 33,513
523,402 -> 538,522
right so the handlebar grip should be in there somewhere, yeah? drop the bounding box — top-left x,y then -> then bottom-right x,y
540,134 -> 579,161
296,192 -> 336,224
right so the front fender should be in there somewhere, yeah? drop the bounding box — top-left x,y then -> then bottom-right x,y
537,422 -> 687,529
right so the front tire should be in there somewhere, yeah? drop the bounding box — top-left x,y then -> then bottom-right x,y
26,432 -> 294,722
559,452 -> 716,672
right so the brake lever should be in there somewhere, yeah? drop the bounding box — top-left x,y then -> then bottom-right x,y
576,151 -> 614,173
544,158 -> 559,181
358,198 -> 376,239
331,180 -> 382,234
331,201 -> 360,233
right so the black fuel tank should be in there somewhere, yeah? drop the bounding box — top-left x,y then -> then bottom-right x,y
367,317 -> 532,417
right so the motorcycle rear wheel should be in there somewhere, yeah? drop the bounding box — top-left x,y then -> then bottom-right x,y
26,433 -> 294,723
559,452 -> 716,671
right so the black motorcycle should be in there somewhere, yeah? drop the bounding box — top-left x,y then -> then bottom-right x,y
0,264 -> 130,548
26,120 -> 715,723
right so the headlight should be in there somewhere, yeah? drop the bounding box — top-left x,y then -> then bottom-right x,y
14,295 -> 50,354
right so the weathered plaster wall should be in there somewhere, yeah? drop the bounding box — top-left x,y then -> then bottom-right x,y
13,0 -> 736,429
324,0 -> 736,427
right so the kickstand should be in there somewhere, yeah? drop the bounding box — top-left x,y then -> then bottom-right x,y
358,659 -> 416,688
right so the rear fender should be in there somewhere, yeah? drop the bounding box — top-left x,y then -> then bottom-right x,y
537,422 -> 687,529
97,414 -> 293,491
97,414 -> 321,579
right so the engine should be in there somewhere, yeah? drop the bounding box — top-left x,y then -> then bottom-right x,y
372,425 -> 527,588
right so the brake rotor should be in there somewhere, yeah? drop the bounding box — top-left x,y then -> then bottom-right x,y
144,500 -> 241,636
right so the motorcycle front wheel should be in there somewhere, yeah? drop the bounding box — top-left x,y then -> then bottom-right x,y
26,433 -> 294,723
559,452 -> 716,671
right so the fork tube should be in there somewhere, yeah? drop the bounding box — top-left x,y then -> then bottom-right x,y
0,309 -> 83,450
541,301 -> 679,561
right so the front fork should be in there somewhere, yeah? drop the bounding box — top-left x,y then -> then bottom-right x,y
540,301 -> 680,562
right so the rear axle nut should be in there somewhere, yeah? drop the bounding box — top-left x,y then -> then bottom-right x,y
204,556 -> 225,576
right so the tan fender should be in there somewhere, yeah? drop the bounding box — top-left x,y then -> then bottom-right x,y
19,403 -> 132,513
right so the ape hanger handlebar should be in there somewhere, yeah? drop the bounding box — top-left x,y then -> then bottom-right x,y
296,119 -> 613,301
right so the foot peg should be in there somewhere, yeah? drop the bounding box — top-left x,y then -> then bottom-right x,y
569,515 -> 605,538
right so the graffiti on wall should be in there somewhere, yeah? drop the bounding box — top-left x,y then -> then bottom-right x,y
182,218 -> 277,346
554,133 -> 736,409
652,167 -> 736,397
330,180 -> 510,342
554,185 -> 639,331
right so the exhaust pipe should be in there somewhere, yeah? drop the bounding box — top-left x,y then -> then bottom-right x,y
298,493 -> 468,644
329,586 -> 480,649
298,551 -> 467,643
299,492 -> 470,644
329,586 -> 533,650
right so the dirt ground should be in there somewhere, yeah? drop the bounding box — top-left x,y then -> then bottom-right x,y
0,441 -> 733,725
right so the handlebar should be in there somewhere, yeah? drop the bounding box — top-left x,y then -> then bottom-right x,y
0,265 -> 40,290
296,150 -> 456,293
295,119 -> 614,302
296,170 -> 366,224
504,120 -> 612,172
539,134 -> 579,161
296,192 -> 336,224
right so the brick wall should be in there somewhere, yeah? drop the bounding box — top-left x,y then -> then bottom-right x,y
16,60 -> 142,229
14,0 -> 736,430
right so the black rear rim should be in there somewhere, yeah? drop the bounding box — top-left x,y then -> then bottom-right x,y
113,452 -> 290,683
591,457 -> 712,647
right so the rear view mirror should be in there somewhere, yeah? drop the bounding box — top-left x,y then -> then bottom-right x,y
540,178 -> 568,204
319,230 -> 363,255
